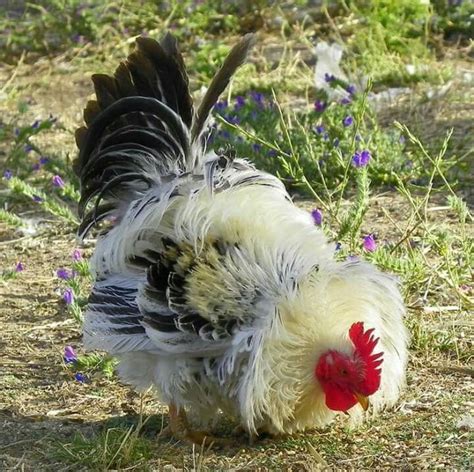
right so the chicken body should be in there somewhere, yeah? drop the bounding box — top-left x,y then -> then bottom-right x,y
77,33 -> 408,437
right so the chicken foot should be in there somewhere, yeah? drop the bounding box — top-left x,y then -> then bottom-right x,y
163,403 -> 231,448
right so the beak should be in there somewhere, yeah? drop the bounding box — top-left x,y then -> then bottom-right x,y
354,392 -> 369,411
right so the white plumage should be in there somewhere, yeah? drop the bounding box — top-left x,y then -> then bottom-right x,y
76,32 -> 409,441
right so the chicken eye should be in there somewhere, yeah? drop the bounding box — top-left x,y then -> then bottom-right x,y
340,369 -> 348,376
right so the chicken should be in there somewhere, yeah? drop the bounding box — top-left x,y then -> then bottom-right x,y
75,32 -> 409,444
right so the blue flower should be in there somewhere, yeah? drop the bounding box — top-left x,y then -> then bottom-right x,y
52,175 -> 65,188
339,97 -> 351,105
56,268 -> 72,280
314,124 -> 325,134
3,169 -> 13,180
64,346 -> 77,364
352,150 -> 371,168
324,73 -> 336,83
74,373 -> 87,383
225,115 -> 240,125
214,100 -> 228,113
363,234 -> 377,252
39,156 -> 49,165
72,249 -> 82,261
218,130 -> 231,139
252,143 -> 261,153
267,149 -> 277,158
15,262 -> 24,272
32,163 -> 41,171
31,120 -> 40,129
335,242 -> 342,251
32,195 -> 43,203
310,208 -> 323,226
24,144 -> 33,153
235,95 -> 245,109
346,84 -> 356,95
343,116 -> 353,127
314,100 -> 326,112
63,288 -> 74,305
250,91 -> 264,104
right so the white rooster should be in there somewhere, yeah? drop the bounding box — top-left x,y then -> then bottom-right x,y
75,33 -> 409,445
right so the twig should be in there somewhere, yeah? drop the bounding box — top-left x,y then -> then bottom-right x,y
422,305 -> 460,313
430,366 -> 474,377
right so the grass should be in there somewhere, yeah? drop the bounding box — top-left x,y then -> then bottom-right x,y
0,0 -> 473,470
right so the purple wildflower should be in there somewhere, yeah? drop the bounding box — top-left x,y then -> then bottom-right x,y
15,262 -> 24,272
355,134 -> 362,142
39,156 -> 49,165
74,373 -> 86,383
342,116 -> 353,127
64,346 -> 77,364
267,149 -> 277,158
352,150 -> 371,168
56,268 -> 71,280
252,143 -> 261,153
32,195 -> 43,203
314,100 -> 326,112
346,84 -> 356,95
310,208 -> 323,226
323,133 -> 329,141
335,242 -> 342,251
72,249 -> 82,261
363,234 -> 377,252
314,124 -> 325,134
225,115 -> 240,125
333,138 -> 340,148
340,97 -> 351,105
3,169 -> 13,180
214,100 -> 228,113
24,144 -> 33,153
63,288 -> 74,305
218,130 -> 231,139
31,120 -> 40,129
324,73 -> 336,83
32,163 -> 41,171
235,95 -> 245,109
52,175 -> 65,188
250,91 -> 264,104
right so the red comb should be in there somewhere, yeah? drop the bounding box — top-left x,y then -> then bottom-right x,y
349,322 -> 383,395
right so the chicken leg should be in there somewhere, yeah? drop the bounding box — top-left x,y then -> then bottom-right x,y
164,403 -> 231,448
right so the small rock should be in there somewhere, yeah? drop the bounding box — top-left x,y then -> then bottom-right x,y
457,414 -> 474,431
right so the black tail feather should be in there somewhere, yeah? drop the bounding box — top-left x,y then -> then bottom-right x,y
75,32 -> 255,238
191,33 -> 256,141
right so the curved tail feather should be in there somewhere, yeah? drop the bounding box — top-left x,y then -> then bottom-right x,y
75,32 -> 255,238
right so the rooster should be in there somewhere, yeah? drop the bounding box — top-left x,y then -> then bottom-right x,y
75,32 -> 409,445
